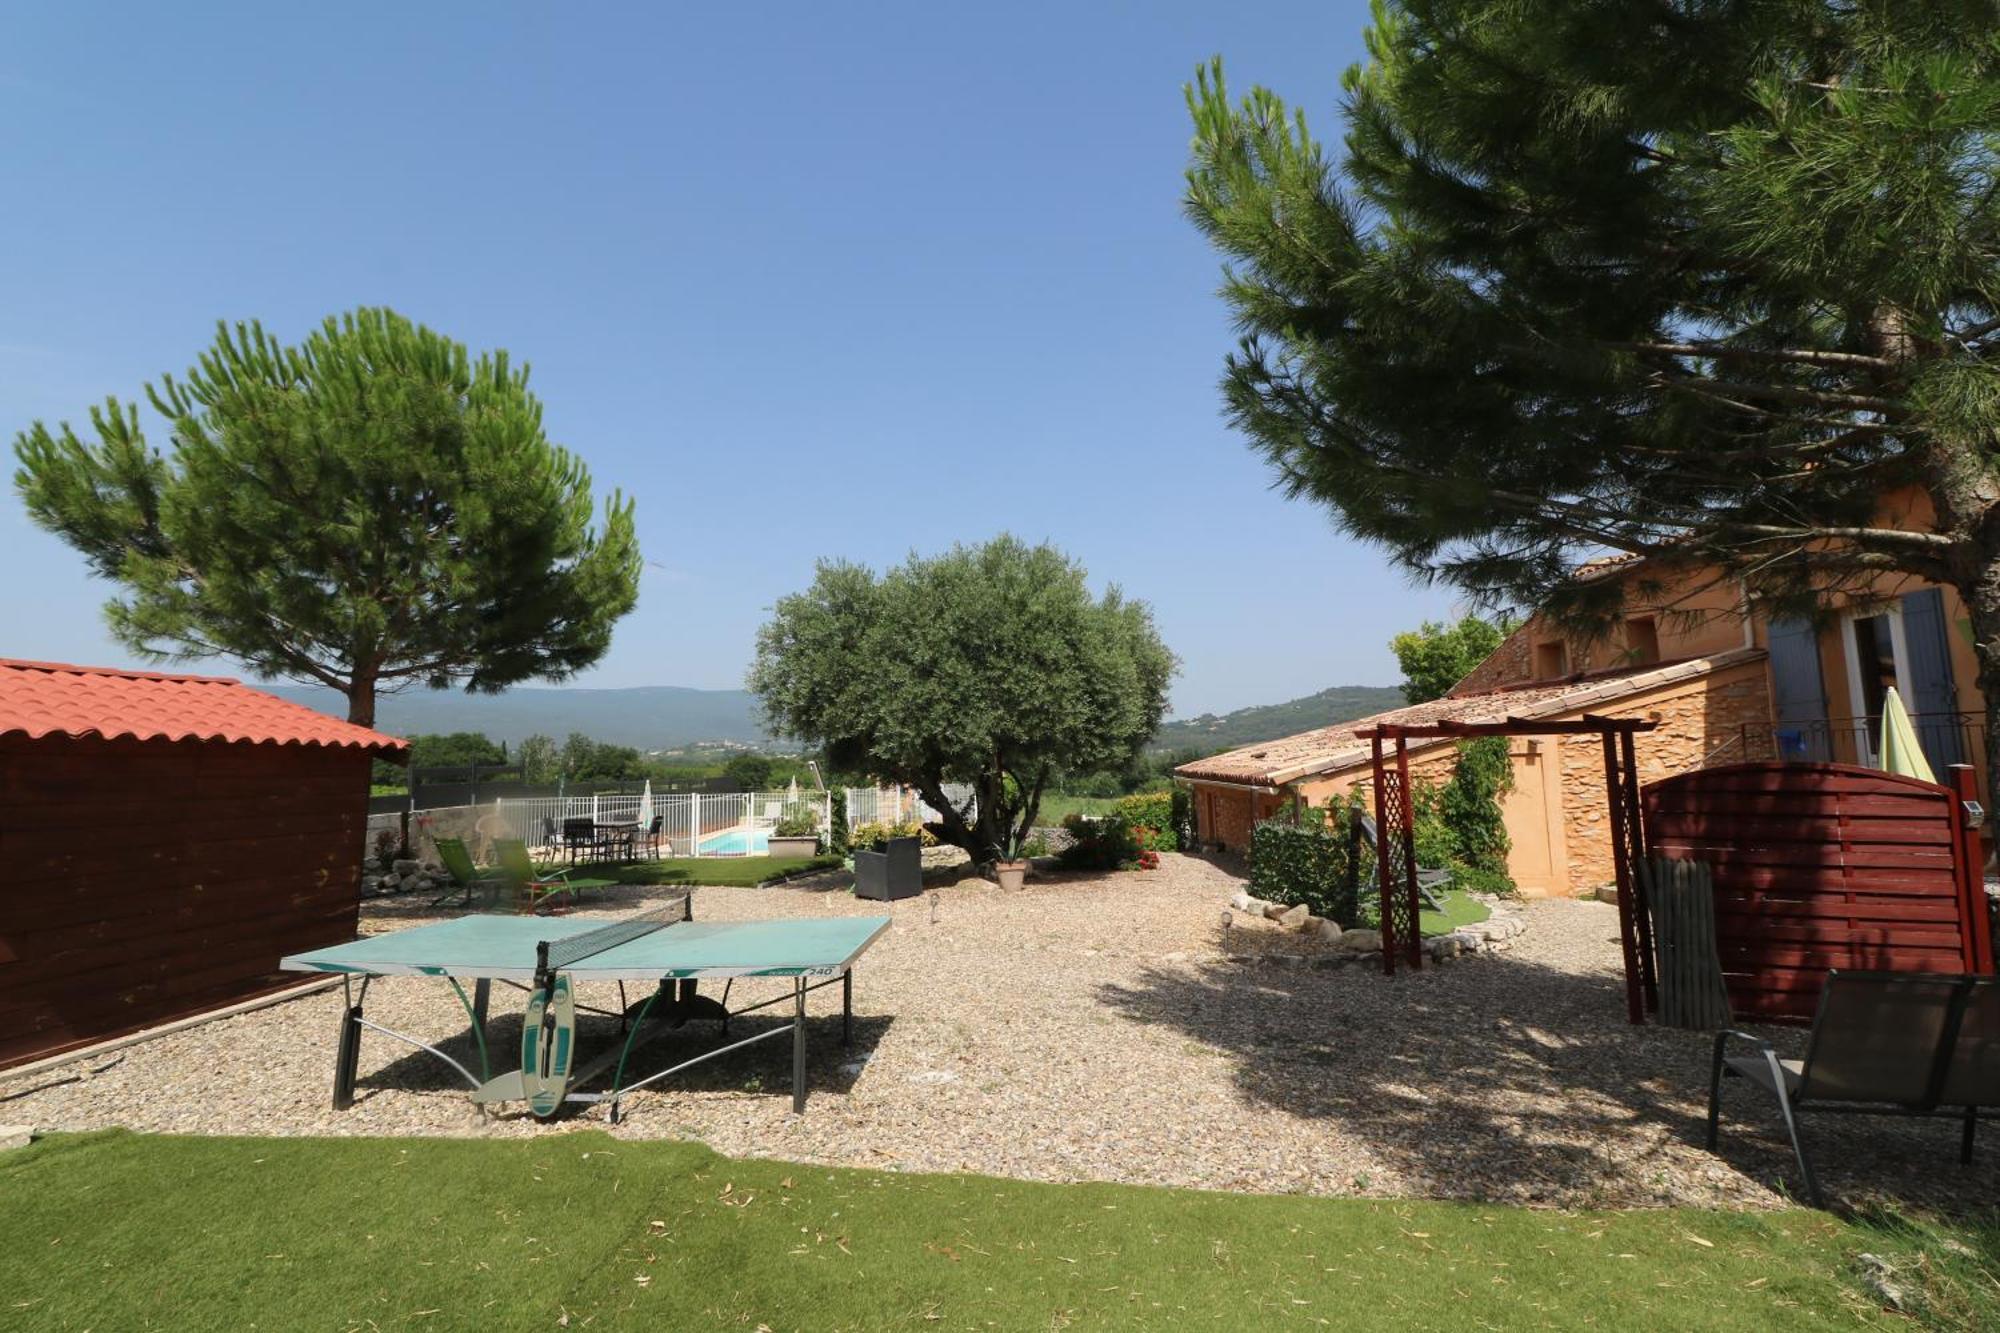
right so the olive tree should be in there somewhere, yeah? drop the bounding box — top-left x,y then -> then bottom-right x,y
750,536 -> 1176,862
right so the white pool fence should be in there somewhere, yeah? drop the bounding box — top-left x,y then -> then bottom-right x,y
375,784 -> 975,860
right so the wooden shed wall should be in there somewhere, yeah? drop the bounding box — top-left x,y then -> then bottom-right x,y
1641,762 -> 1991,1022
0,733 -> 369,1069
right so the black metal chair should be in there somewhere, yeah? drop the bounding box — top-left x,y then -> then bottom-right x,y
634,814 -> 665,858
559,816 -> 599,864
1707,971 -> 2000,1207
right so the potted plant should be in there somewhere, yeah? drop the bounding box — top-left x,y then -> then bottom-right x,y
994,830 -> 1028,892
768,811 -> 821,860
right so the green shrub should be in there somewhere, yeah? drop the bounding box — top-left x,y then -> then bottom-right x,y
1447,863 -> 1515,897
849,820 -> 937,851
1169,787 -> 1195,848
773,810 -> 819,839
1408,777 -> 1458,869
1248,819 -> 1355,923
1112,792 -> 1178,851
1441,737 -> 1514,881
828,798 -> 849,855
1057,813 -> 1141,870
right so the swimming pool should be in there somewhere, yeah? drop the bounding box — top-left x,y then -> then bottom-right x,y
697,828 -> 770,856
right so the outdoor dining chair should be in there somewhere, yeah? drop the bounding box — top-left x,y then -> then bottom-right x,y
559,816 -> 601,863
1706,971 -> 1999,1208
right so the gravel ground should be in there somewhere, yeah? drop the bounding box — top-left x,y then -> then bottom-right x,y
5,853 -> 1993,1211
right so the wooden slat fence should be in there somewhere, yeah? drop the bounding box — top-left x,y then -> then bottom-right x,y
1641,762 -> 1993,1023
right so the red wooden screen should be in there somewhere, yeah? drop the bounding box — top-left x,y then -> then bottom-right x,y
1641,762 -> 1994,1023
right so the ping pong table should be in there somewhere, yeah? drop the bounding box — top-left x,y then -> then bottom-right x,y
280,896 -> 889,1120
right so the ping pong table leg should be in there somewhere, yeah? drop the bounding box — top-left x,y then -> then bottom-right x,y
793,976 -> 807,1115
842,970 -> 852,1048
333,975 -> 370,1111
473,978 -> 491,1034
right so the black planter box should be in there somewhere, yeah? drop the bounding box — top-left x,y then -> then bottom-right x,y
853,836 -> 922,900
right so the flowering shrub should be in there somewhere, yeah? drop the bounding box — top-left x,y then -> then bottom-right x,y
1056,814 -> 1144,870
1112,793 -> 1179,851
849,820 -> 938,851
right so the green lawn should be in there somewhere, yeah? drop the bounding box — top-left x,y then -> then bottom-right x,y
5,1131 -> 1994,1330
574,855 -> 844,889
1353,885 -> 1492,938
1419,885 -> 1491,936
1036,793 -> 1119,824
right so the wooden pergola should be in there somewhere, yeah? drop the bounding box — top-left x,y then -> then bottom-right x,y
1356,714 -> 1661,1024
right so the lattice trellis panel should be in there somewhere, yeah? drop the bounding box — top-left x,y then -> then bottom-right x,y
1373,764 -> 1422,975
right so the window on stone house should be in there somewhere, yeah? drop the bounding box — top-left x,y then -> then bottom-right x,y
1625,616 -> 1660,665
1534,640 -> 1569,679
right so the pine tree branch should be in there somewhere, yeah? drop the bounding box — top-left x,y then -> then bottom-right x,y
1610,340 -> 1898,372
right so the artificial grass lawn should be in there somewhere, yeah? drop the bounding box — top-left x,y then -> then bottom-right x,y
7,1132 -> 1994,1331
1418,885 -> 1491,937
575,855 -> 845,889
1354,886 -> 1492,938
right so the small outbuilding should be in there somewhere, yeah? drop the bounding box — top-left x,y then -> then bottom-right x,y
0,658 -> 407,1070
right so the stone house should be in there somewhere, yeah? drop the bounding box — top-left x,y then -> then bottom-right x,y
1175,549 -> 1989,897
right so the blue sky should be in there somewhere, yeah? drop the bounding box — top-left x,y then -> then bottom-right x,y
0,1 -> 1456,717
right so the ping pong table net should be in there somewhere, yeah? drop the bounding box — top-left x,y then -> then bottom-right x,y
538,895 -> 693,974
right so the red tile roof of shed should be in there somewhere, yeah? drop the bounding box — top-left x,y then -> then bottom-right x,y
0,658 -> 409,754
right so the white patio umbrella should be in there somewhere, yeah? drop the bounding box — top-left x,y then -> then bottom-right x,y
637,779 -> 655,828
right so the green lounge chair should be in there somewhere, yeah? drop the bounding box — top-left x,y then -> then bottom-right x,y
430,836 -> 507,909
494,838 -> 615,914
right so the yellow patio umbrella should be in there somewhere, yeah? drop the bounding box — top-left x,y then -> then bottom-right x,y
1878,686 -> 1936,783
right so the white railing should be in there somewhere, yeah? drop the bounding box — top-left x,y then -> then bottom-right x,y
390,785 -> 952,860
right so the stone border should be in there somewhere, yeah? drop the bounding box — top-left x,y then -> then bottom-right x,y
1223,890 -> 1528,968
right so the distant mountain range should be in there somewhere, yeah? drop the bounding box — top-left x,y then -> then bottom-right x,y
1151,684 -> 1405,755
272,680 -> 1406,758
269,684 -> 780,752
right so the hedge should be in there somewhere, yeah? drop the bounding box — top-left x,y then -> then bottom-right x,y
1248,819 -> 1355,924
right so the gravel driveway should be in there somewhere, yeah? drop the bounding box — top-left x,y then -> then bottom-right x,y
5,853 -> 1991,1211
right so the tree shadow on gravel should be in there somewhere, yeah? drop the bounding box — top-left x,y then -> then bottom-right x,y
1096,949 -> 2000,1213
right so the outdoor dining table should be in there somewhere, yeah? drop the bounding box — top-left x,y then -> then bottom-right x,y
592,821 -> 639,862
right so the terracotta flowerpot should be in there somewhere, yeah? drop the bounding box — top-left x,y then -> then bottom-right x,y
994,859 -> 1028,891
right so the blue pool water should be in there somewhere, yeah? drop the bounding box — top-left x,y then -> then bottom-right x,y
698,828 -> 770,856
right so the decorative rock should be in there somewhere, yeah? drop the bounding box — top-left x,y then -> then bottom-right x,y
1229,891 -> 1258,913
1337,928 -> 1382,953
1427,936 -> 1463,961
1312,917 -> 1344,942
393,859 -> 422,877
1275,903 -> 1311,930
1262,901 -> 1292,922
0,1125 -> 32,1151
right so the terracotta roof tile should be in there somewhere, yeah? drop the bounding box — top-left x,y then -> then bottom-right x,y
0,658 -> 409,754
1174,648 -> 1763,786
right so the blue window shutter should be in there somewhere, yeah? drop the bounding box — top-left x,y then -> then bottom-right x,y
1899,587 -> 1963,769
1766,618 -> 1830,761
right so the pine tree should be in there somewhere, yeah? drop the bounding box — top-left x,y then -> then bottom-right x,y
14,309 -> 640,725
1185,3 -> 2000,777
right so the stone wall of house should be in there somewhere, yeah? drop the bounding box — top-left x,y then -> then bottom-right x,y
1551,658 -> 1776,894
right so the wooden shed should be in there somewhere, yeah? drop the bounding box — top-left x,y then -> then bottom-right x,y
0,658 -> 407,1070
